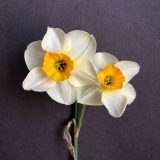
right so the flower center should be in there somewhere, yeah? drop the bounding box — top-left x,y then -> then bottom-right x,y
98,65 -> 125,90
104,75 -> 112,85
42,52 -> 73,81
54,60 -> 67,71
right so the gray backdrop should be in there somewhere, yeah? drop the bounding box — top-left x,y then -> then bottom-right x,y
0,0 -> 160,160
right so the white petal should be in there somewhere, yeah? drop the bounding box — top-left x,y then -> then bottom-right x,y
67,30 -> 96,60
93,52 -> 118,70
47,80 -> 76,105
115,61 -> 140,82
102,92 -> 127,118
23,67 -> 56,92
24,40 -> 45,71
69,59 -> 99,87
42,27 -> 68,53
118,83 -> 136,104
77,85 -> 102,106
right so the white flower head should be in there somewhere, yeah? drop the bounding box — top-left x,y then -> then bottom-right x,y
70,52 -> 140,118
23,27 -> 97,105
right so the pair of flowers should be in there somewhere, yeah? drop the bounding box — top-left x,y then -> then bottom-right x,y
23,27 -> 140,118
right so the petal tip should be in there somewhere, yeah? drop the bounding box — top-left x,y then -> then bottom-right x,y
22,81 -> 30,91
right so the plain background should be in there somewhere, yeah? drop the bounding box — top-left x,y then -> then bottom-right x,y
0,0 -> 160,160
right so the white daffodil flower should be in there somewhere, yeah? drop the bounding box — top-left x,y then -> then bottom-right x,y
70,52 -> 140,117
23,27 -> 96,105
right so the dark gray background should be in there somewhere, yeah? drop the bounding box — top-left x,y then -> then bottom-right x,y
0,0 -> 160,160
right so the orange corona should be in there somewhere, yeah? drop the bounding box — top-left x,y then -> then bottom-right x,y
98,65 -> 125,90
42,52 -> 73,81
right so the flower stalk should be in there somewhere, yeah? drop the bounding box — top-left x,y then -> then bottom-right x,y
74,102 -> 86,160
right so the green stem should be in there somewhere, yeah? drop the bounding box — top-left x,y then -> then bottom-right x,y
77,103 -> 86,130
73,102 -> 86,160
73,136 -> 78,160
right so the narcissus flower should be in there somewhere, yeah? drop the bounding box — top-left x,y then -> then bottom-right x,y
70,52 -> 140,117
23,27 -> 96,105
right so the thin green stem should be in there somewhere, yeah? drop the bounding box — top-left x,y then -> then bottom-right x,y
77,104 -> 86,130
73,136 -> 78,160
73,102 -> 85,160
75,102 -> 78,124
